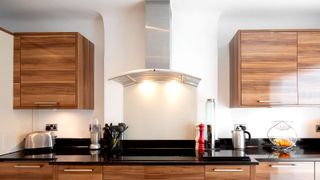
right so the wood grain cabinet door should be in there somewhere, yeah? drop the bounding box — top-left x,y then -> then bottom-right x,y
205,165 -> 255,180
239,31 -> 298,106
57,165 -> 102,180
298,32 -> 320,104
14,33 -> 94,109
19,34 -> 77,108
0,162 -> 53,180
144,166 -> 204,180
103,166 -> 144,180
256,162 -> 314,180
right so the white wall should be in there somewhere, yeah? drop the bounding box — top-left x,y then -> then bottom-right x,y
0,13 -> 105,138
0,30 -> 32,155
102,4 -> 145,125
217,11 -> 320,138
124,81 -> 197,140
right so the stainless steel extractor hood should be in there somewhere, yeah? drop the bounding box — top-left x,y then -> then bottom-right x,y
109,0 -> 201,87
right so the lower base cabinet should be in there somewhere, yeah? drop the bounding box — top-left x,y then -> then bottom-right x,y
103,165 -> 205,180
205,165 -> 256,180
103,166 -> 144,179
0,162 -> 53,180
56,165 -> 102,180
256,162 -> 314,180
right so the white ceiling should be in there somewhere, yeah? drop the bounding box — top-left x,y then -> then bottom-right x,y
1,0 -> 320,20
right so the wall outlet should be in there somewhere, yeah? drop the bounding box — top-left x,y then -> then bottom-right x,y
316,125 -> 320,132
46,124 -> 58,131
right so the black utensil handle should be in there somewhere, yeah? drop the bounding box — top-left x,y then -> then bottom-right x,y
244,131 -> 251,140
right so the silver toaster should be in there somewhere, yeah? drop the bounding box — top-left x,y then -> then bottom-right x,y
24,131 -> 55,150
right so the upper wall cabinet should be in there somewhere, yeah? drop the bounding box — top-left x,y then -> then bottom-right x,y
14,32 -> 94,109
230,31 -> 298,107
298,32 -> 320,104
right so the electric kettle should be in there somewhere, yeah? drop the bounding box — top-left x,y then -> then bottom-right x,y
232,124 -> 251,149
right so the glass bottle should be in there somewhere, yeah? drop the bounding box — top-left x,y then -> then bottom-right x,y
205,99 -> 215,149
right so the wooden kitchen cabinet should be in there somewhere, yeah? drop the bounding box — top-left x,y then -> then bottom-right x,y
256,162 -> 314,180
205,165 -> 255,180
298,32 -> 320,104
0,162 -> 53,180
56,165 -> 102,180
144,165 -> 204,180
103,166 -> 144,180
230,31 -> 298,107
103,165 -> 204,180
14,32 -> 94,109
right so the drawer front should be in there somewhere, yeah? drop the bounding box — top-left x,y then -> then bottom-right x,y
144,166 -> 204,180
57,165 -> 102,180
256,162 -> 314,180
103,166 -> 144,180
0,162 -> 53,180
205,165 -> 250,180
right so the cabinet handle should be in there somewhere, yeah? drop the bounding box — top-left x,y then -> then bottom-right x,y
63,168 -> 93,172
34,102 -> 59,106
257,100 -> 281,104
213,168 -> 243,172
270,164 -> 296,168
14,165 -> 42,168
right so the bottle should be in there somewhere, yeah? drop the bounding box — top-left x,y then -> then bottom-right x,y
89,117 -> 101,150
205,99 -> 215,149
198,123 -> 205,152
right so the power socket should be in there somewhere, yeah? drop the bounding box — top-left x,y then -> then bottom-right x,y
316,125 -> 320,132
46,124 -> 58,131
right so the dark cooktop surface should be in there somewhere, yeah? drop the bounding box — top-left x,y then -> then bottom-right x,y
202,150 -> 251,161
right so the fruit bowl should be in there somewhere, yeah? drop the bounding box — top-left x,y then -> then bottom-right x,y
269,138 -> 295,149
267,121 -> 297,152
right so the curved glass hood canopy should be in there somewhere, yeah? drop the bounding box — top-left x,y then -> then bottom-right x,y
109,69 -> 201,87
109,0 -> 201,87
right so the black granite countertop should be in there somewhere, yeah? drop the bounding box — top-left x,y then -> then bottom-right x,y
1,138 -> 320,165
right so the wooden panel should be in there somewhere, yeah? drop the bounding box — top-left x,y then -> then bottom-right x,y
20,35 -> 76,70
298,32 -> 320,68
13,36 -> 21,108
57,165 -> 102,180
77,33 -> 94,109
18,34 -> 77,108
103,166 -> 144,180
21,83 -> 76,107
0,162 -> 53,180
144,166 -> 204,180
241,31 -> 297,69
21,70 -> 75,83
14,32 -> 94,109
230,31 -> 241,107
256,162 -> 314,180
205,165 -> 250,180
298,69 -> 320,104
14,83 -> 20,107
241,69 -> 297,106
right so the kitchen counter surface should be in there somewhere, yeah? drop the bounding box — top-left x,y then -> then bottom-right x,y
2,139 -> 320,164
0,149 -> 258,165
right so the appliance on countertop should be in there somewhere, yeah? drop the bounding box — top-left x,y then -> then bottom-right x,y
109,0 -> 201,87
232,124 -> 251,150
89,117 -> 101,150
202,150 -> 251,161
24,131 -> 55,151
